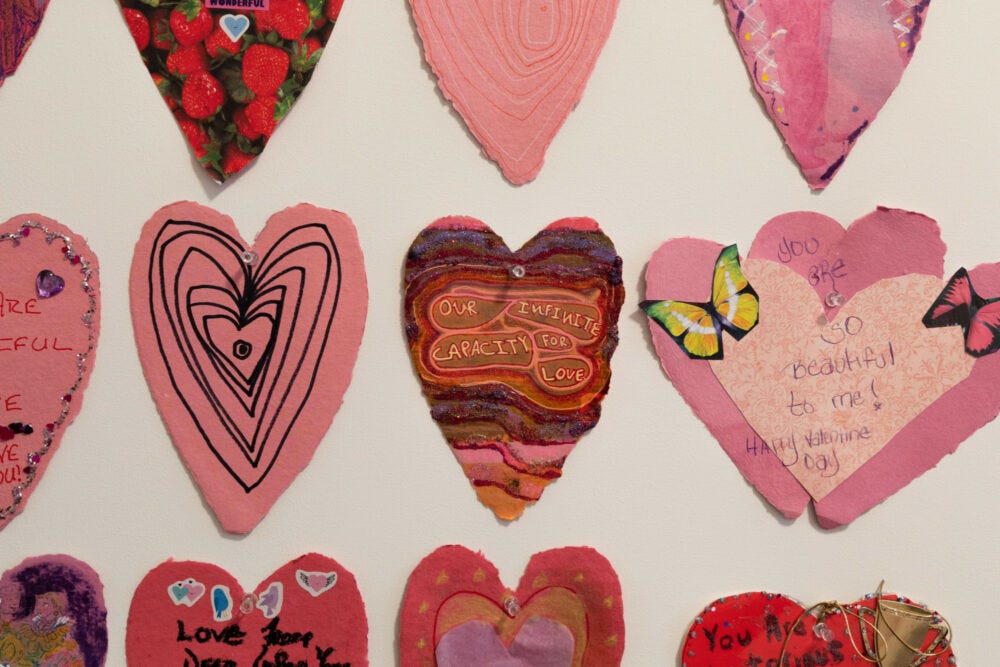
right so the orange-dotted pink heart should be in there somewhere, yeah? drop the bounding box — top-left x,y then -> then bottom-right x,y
130,202 -> 367,534
0,215 -> 99,532
127,553 -> 368,665
409,0 -> 620,184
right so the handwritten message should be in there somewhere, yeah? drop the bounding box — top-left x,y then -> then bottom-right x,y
713,262 -> 973,500
176,616 -> 347,666
423,283 -> 604,398
694,611 -> 844,666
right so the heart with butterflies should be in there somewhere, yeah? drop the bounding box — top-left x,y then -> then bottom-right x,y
723,0 -> 929,189
400,545 -> 624,666
404,217 -> 624,520
409,0 -> 619,184
130,202 -> 367,534
643,207 -> 1000,527
0,215 -> 99,532
681,589 -> 956,666
118,0 -> 345,182
127,554 -> 368,665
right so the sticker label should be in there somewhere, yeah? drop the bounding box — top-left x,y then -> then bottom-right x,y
206,0 -> 270,10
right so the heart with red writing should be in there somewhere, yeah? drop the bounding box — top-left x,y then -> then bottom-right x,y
0,0 -> 49,87
400,545 -> 624,666
409,0 -> 619,185
127,553 -> 368,665
130,202 -> 367,534
405,217 -> 624,520
0,215 -> 99,532
117,0 -> 345,182
724,1 -> 929,188
644,207 -> 1000,527
681,590 -> 956,666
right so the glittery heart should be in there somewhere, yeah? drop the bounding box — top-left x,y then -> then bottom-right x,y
0,215 -> 100,532
130,203 -> 367,533
400,546 -> 624,666
409,0 -> 620,184
680,591 -> 956,666
644,207 -> 1000,528
219,13 -> 249,42
127,554 -> 369,665
0,0 -> 50,87
116,0 -> 345,182
723,1 -> 929,188
404,218 -> 624,520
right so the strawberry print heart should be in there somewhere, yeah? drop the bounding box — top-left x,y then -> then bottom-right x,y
118,0 -> 345,182
127,553 -> 368,665
724,1 -> 929,189
130,202 -> 367,533
643,207 -> 1000,528
681,589 -> 956,666
0,554 -> 108,666
409,0 -> 619,185
0,215 -> 99,532
0,0 -> 49,87
404,217 -> 624,520
400,545 -> 624,667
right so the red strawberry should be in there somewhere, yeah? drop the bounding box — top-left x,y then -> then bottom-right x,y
152,73 -> 178,110
181,71 -> 225,119
242,44 -> 289,97
244,95 -> 279,137
166,43 -> 209,77
221,143 -> 256,176
205,25 -> 242,58
257,0 -> 311,40
326,0 -> 344,21
170,1 -> 213,47
151,9 -> 174,50
173,110 -> 210,159
233,107 -> 262,141
123,8 -> 150,51
291,35 -> 322,73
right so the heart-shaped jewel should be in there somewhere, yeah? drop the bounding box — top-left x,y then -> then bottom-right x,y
723,1 -> 929,188
127,554 -> 368,665
404,217 -> 624,520
117,0 -> 345,182
130,202 -> 368,533
0,216 -> 99,532
0,554 -> 108,665
409,0 -> 619,184
681,589 -> 956,666
400,545 -> 624,666
643,207 -> 1000,527
0,0 -> 50,87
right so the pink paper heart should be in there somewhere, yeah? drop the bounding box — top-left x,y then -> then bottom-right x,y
130,202 -> 368,534
127,554 -> 368,665
724,1 -> 929,189
437,617 -> 574,667
0,215 -> 100,532
0,0 -> 49,86
644,207 -> 1000,527
410,0 -> 620,185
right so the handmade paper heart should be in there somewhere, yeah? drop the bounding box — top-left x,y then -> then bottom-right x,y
644,207 -> 1000,527
127,553 -> 368,665
130,202 -> 367,533
410,0 -> 619,185
681,589 -> 956,666
118,0 -> 345,182
400,545 -> 624,666
404,217 -> 624,520
0,215 -> 100,532
0,0 -> 49,87
0,554 -> 108,666
724,1 -> 929,189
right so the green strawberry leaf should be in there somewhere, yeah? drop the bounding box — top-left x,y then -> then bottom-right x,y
137,0 -> 161,7
274,96 -> 295,121
178,0 -> 202,21
220,67 -> 253,104
276,79 -> 302,99
236,135 -> 256,154
306,0 -> 325,19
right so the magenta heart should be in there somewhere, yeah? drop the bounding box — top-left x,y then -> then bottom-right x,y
437,617 -> 575,667
723,1 -> 929,188
644,207 -> 1000,527
0,0 -> 50,86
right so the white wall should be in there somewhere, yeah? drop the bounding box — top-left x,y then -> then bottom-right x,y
0,1 -> 996,663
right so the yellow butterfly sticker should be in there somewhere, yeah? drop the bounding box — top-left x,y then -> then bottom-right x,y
641,245 -> 759,359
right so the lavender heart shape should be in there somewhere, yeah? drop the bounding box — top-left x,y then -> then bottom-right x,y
35,269 -> 64,298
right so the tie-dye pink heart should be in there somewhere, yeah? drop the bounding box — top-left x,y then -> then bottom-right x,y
187,583 -> 204,602
0,0 -> 50,86
307,575 -> 327,593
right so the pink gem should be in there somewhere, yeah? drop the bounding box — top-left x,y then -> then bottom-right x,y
70,255 -> 81,265
20,227 -> 29,237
